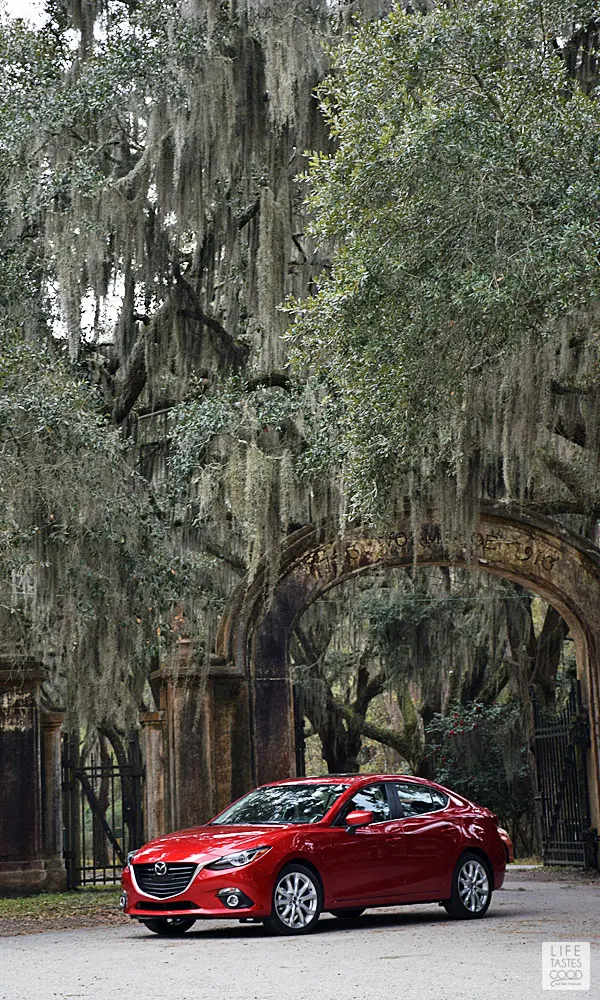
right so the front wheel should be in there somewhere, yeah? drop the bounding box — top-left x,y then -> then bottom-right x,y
141,917 -> 196,936
263,864 -> 323,936
330,907 -> 366,919
442,852 -> 492,920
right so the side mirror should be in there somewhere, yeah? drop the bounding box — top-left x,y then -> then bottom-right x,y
345,809 -> 374,831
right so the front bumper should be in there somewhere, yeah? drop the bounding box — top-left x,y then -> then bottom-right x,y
121,862 -> 273,920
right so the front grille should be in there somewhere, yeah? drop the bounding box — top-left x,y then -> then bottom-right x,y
133,863 -> 198,899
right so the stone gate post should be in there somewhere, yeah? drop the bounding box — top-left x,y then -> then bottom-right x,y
139,711 -> 166,842
151,641 -> 254,834
41,711 -> 66,891
0,666 -> 66,893
153,641 -> 214,831
209,672 -> 252,814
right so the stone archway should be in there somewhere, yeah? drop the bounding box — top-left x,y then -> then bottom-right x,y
216,504 -> 600,844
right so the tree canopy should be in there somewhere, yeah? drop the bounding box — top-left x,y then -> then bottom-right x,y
0,0 -> 344,724
294,0 -> 600,525
0,0 -> 389,727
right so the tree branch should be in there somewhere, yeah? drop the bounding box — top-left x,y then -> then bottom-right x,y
172,263 -> 249,369
337,704 -> 412,758
112,332 -> 148,424
237,198 -> 260,230
543,452 -> 600,509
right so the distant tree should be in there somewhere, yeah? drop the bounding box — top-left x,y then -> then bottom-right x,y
293,566 -> 568,776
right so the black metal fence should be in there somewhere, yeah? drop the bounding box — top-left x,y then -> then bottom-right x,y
62,733 -> 144,888
533,683 -> 597,867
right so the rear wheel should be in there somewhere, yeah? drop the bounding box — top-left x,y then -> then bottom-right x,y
263,864 -> 323,936
330,907 -> 366,919
141,917 -> 196,936
442,852 -> 492,920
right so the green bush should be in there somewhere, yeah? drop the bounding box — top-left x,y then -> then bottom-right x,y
425,700 -> 531,829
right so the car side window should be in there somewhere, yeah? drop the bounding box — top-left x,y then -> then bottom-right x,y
393,782 -> 449,818
340,783 -> 392,824
430,788 -> 449,810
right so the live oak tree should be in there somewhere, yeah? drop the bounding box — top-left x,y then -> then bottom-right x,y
293,0 -> 600,529
0,0 -> 391,731
0,336 -> 220,728
289,0 -> 596,773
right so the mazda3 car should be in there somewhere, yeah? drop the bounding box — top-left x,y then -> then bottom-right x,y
120,774 -> 506,936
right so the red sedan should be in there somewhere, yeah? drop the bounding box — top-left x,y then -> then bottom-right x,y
120,774 -> 506,936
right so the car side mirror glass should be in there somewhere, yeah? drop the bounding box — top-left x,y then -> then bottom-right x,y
345,809 -> 374,830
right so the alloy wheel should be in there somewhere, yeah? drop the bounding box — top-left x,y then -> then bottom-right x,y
457,859 -> 490,913
274,871 -> 319,929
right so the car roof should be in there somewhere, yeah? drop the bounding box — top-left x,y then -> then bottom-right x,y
256,773 -> 470,809
260,774 -> 436,787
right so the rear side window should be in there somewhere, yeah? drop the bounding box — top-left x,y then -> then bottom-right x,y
393,782 -> 449,818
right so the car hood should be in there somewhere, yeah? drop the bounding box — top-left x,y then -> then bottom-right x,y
130,825 -> 290,865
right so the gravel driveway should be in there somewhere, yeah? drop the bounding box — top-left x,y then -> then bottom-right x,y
1,872 -> 598,1000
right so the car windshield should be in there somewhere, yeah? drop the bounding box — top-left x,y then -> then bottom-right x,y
211,783 -> 349,825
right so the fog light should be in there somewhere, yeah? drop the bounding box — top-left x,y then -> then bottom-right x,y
119,892 -> 127,911
217,887 -> 254,909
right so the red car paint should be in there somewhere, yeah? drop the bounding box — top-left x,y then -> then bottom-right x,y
121,774 -> 506,927
498,826 -> 515,864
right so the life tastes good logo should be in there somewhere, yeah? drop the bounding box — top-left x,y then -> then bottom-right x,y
542,943 -> 591,991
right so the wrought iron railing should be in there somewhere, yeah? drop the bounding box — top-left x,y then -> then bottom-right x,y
533,683 -> 596,867
62,733 -> 144,887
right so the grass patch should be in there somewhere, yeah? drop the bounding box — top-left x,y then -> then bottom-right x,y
0,887 -> 120,924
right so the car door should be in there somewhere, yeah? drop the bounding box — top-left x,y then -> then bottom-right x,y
389,781 -> 460,899
315,782 -> 405,904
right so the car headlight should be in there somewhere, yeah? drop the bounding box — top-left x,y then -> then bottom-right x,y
205,847 -> 271,870
126,850 -> 137,867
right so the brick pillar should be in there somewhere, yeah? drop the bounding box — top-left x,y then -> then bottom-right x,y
153,642 -> 254,833
154,641 -> 214,831
210,675 -> 252,814
40,712 -> 66,891
0,667 -> 46,894
139,711 -> 166,842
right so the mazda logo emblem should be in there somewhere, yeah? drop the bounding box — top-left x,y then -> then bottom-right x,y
154,861 -> 168,876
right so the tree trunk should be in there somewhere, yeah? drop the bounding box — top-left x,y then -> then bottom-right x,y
531,605 -> 569,704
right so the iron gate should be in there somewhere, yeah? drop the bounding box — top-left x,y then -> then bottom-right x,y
62,733 -> 144,888
533,683 -> 597,867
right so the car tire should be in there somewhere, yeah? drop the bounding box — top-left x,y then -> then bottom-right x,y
140,917 -> 197,935
263,863 -> 323,936
442,852 -> 492,920
330,907 -> 366,919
